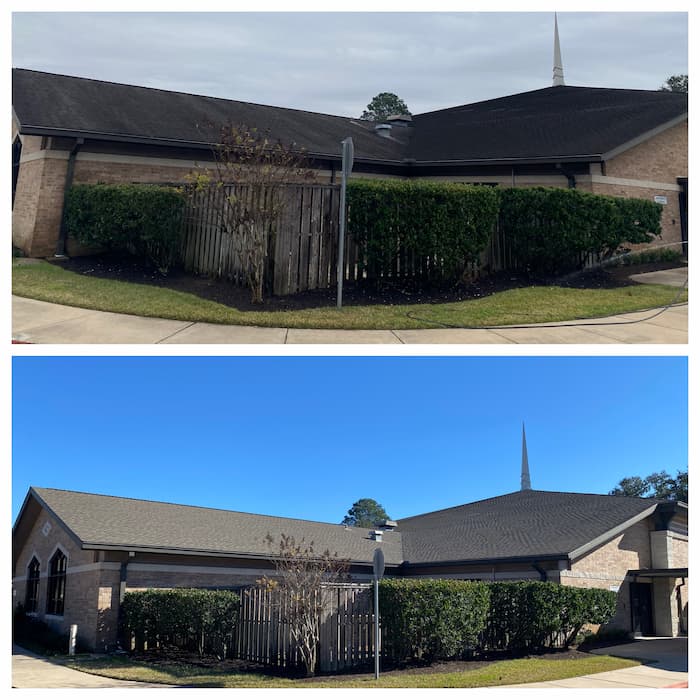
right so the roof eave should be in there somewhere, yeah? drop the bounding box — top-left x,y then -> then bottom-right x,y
400,553 -> 567,569
18,124 -> 408,167
406,155 -> 603,167
567,503 -> 659,561
80,541 -> 402,568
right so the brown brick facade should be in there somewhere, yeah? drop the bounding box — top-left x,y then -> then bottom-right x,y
12,114 -> 687,260
11,506 -> 117,650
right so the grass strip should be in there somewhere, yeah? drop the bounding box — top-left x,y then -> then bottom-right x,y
61,653 -> 639,688
13,259 -> 686,331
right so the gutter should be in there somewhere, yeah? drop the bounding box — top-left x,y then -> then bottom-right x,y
80,542 -> 403,569
55,137 -> 84,257
19,125 -> 605,170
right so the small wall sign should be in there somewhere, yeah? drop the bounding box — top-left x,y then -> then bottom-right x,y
654,195 -> 668,205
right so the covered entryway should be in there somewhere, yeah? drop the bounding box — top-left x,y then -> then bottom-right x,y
628,568 -> 688,638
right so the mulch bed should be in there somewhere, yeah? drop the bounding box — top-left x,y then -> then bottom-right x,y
48,253 -> 684,313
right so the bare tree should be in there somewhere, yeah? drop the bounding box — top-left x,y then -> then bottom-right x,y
258,533 -> 349,677
188,124 -> 313,303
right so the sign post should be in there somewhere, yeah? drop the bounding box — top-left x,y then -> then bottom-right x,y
373,547 -> 385,681
337,137 -> 354,308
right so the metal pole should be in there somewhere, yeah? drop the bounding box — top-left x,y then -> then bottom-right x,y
337,166 -> 347,308
374,577 -> 380,680
69,624 -> 78,656
337,137 -> 353,309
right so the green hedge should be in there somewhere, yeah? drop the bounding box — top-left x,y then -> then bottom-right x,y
484,581 -> 618,652
121,589 -> 240,658
347,180 -> 500,283
379,579 -> 618,662
379,579 -> 491,662
499,187 -> 662,276
64,183 -> 185,272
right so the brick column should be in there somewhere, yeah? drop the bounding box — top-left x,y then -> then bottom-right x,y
12,151 -> 71,257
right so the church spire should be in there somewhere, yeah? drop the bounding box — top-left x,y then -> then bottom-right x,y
521,423 -> 532,490
553,13 -> 565,87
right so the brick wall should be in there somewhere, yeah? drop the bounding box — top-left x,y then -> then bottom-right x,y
604,121 -> 687,182
11,506 -> 114,649
560,520 -> 652,632
590,120 -> 688,247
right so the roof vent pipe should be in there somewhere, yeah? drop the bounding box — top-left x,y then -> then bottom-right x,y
374,123 -> 392,138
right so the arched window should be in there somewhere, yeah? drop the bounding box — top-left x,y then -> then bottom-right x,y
25,557 -> 40,613
46,549 -> 67,616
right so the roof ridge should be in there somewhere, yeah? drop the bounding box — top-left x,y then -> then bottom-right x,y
31,486 -> 377,533
12,67 -> 368,124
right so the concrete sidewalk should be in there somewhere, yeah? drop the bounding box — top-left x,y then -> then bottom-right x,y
11,645 -> 174,688
500,637 -> 688,688
12,295 -> 688,344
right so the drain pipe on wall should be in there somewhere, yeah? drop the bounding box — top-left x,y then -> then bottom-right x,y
532,562 -> 548,582
55,137 -> 84,258
556,163 -> 577,189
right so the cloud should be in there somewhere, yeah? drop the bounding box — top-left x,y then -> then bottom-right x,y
12,12 -> 688,116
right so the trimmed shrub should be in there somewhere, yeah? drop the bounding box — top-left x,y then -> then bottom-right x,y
484,581 -> 617,652
499,187 -> 662,276
379,578 -> 490,662
347,180 -> 500,283
121,588 -> 240,658
64,183 -> 185,272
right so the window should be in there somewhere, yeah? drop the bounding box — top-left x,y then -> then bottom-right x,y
12,136 -> 22,208
25,558 -> 40,613
46,549 -> 67,616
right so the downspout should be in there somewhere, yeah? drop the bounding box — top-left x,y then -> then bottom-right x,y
556,163 -> 577,189
55,137 -> 84,257
532,562 -> 548,582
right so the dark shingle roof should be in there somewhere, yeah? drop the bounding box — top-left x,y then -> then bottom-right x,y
408,86 -> 687,163
12,69 -> 687,166
397,490 -> 659,564
29,487 -> 403,565
11,69 -> 407,162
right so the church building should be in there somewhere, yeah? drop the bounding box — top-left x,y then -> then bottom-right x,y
12,429 -> 688,652
12,18 -> 687,260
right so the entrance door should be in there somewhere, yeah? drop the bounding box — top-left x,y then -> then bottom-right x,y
678,178 -> 688,257
630,582 -> 655,636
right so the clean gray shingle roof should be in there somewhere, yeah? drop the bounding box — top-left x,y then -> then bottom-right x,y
397,489 -> 659,564
25,487 -> 667,569
12,69 -> 687,166
30,487 -> 403,566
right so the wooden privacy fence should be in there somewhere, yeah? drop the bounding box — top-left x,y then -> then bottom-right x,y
234,583 -> 375,673
182,183 -> 341,296
180,184 -> 602,297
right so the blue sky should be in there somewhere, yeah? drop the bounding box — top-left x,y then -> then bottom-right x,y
12,356 -> 687,524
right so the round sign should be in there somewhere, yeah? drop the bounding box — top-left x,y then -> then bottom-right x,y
373,548 -> 385,579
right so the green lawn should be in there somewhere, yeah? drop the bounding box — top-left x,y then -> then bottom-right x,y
62,653 -> 639,688
13,259 -> 687,331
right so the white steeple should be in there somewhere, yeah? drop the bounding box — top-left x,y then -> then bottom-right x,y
553,13 -> 565,87
521,423 -> 532,490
